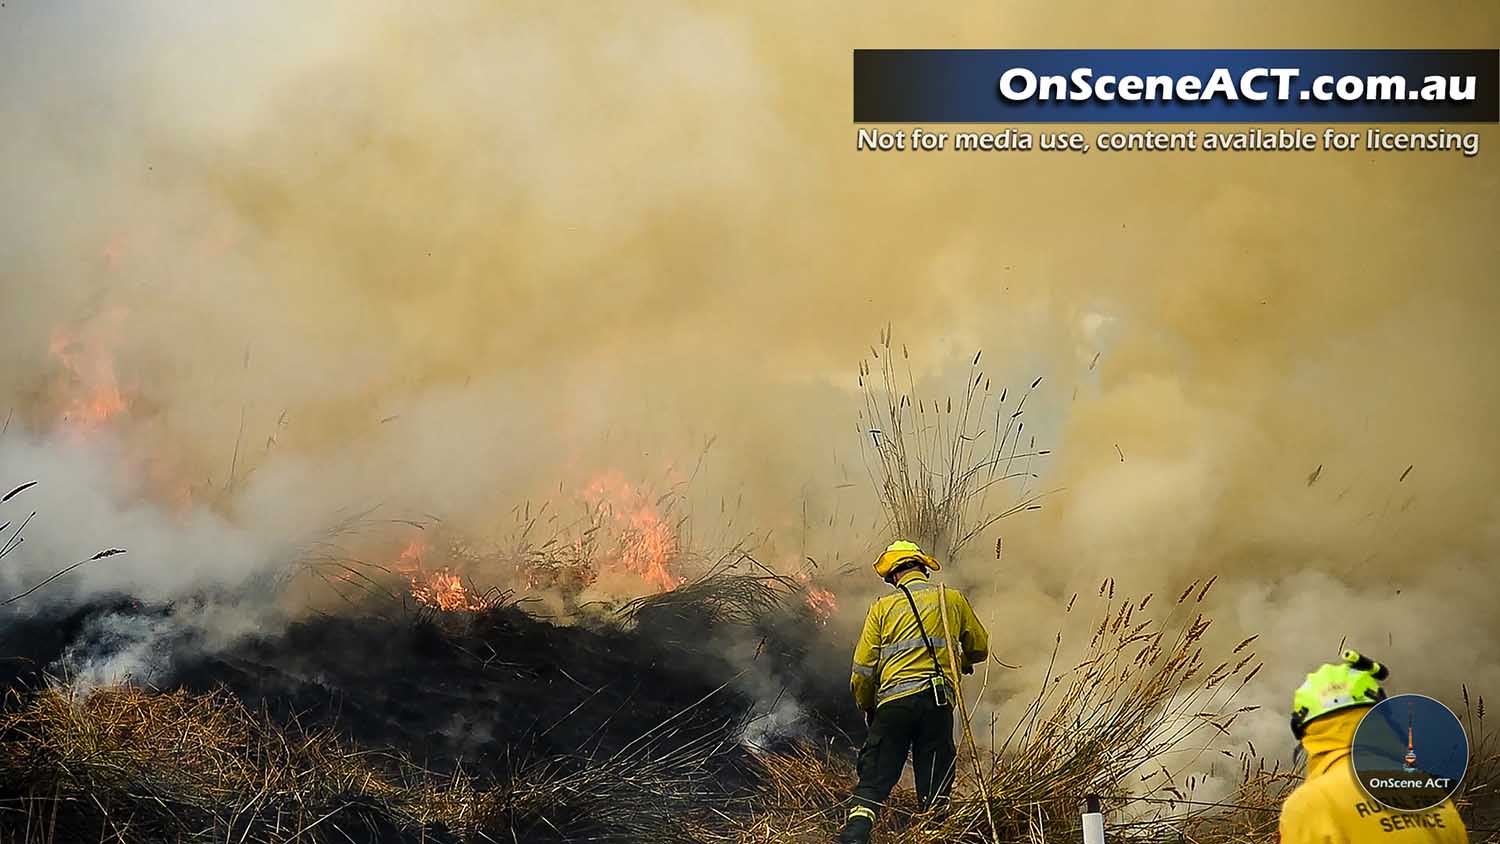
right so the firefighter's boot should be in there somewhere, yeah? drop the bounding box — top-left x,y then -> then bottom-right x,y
838,808 -> 874,844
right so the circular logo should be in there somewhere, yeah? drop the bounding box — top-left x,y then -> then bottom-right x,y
1352,693 -> 1468,811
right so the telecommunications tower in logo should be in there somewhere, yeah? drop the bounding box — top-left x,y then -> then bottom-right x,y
1353,694 -> 1467,812
1403,700 -> 1420,773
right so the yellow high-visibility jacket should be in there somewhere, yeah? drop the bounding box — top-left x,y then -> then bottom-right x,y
1279,708 -> 1468,844
850,570 -> 989,712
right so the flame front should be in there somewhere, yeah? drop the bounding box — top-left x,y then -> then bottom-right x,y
390,468 -> 690,613
392,538 -> 488,612
48,310 -> 131,431
583,471 -> 683,593
410,568 -> 485,612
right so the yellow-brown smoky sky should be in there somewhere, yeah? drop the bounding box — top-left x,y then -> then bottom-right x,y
2,1 -> 1498,770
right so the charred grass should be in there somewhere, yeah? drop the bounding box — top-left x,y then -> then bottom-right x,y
3,582 -> 1496,843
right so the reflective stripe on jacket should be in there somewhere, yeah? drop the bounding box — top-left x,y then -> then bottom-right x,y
849,570 -> 989,711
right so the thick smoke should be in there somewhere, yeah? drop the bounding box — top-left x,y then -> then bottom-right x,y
2,1 -> 1498,781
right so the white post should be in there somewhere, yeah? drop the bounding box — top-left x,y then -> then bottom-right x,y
1081,794 -> 1106,844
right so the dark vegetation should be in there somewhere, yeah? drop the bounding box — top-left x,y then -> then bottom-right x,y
0,576 -> 851,843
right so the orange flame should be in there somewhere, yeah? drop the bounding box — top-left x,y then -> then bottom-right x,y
391,538 -> 488,612
396,538 -> 425,569
48,310 -> 130,431
410,567 -> 487,612
804,585 -> 838,624
583,471 -> 683,593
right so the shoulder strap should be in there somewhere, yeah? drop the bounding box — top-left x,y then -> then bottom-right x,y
937,585 -> 961,675
897,583 -> 944,680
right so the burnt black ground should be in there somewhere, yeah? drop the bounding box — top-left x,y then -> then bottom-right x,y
177,605 -> 755,776
0,591 -> 861,842
0,592 -> 859,778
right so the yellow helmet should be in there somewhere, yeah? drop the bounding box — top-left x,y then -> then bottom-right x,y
873,540 -> 941,579
1290,649 -> 1389,738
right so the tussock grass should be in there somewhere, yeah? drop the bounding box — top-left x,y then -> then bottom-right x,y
1458,686 -> 1500,841
857,328 -> 1048,562
0,684 -> 437,842
617,549 -> 794,631
0,682 -> 737,843
932,577 -> 1264,841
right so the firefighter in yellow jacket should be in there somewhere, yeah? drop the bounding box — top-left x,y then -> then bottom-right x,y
1279,651 -> 1468,844
838,541 -> 989,844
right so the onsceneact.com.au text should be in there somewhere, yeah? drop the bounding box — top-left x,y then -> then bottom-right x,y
998,67 -> 1478,103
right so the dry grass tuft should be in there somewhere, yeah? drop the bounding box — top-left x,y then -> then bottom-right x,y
856,328 -> 1048,563
0,683 -> 737,843
618,554 -> 794,631
0,684 -> 454,841
926,580 -> 1265,841
730,743 -> 917,844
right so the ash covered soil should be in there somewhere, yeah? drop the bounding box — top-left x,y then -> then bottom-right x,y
0,588 -> 861,782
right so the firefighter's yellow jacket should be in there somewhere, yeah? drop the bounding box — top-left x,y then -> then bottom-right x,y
849,570 -> 989,712
1279,707 -> 1468,844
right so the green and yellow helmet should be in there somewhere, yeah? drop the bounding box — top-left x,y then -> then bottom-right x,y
1290,650 -> 1389,739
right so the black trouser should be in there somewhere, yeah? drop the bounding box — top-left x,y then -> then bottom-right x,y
852,691 -> 956,815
